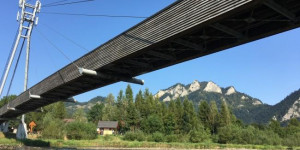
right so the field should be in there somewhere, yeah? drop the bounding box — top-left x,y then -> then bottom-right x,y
0,133 -> 297,149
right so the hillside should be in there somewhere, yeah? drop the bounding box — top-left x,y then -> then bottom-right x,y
155,80 -> 300,124
65,81 -> 300,124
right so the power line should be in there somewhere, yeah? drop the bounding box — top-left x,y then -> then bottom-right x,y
40,22 -> 89,53
43,0 -> 95,7
40,12 -> 148,19
43,0 -> 70,7
35,27 -> 79,68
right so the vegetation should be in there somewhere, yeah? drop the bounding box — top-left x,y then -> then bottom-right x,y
65,121 -> 97,140
0,85 -> 300,148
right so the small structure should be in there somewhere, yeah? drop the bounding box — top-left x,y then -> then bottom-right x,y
97,121 -> 118,135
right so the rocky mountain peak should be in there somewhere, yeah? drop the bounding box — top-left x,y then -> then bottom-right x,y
204,81 -> 222,94
282,97 -> 300,121
189,80 -> 201,92
226,86 -> 236,95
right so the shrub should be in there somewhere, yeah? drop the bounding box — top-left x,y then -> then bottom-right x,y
124,131 -> 136,141
151,132 -> 164,142
282,132 -> 300,147
123,130 -> 145,141
189,127 -> 211,143
165,134 -> 178,143
42,114 -> 65,139
65,121 -> 97,140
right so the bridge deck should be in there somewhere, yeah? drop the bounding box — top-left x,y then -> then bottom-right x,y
1,0 -> 300,120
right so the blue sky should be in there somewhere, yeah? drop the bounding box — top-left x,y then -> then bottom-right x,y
0,0 -> 299,105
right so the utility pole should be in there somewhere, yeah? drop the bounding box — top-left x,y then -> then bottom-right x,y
0,0 -> 41,139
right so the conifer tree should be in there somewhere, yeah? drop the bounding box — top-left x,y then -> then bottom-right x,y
208,101 -> 219,134
175,98 -> 184,134
219,100 -> 231,127
198,101 -> 210,129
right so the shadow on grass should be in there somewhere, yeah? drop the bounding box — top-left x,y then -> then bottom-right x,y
3,132 -> 50,147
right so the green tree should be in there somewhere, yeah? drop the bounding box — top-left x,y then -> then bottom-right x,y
141,114 -> 163,134
182,97 -> 197,133
198,101 -> 210,129
219,101 -> 231,127
73,108 -> 87,122
0,95 -> 17,107
163,113 -> 176,135
52,101 -> 67,119
102,93 -> 117,121
174,98 -> 183,134
87,103 -> 104,124
208,101 -> 219,134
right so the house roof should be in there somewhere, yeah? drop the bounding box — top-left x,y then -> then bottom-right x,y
98,121 -> 118,128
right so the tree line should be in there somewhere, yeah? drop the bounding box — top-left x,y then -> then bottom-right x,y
1,85 -> 300,146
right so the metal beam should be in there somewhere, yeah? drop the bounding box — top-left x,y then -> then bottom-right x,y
79,68 -> 144,85
173,39 -> 203,50
263,0 -> 297,21
211,23 -> 244,38
147,50 -> 175,60
126,60 -> 152,68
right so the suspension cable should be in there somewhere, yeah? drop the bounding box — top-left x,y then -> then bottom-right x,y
40,22 -> 89,53
35,27 -> 79,69
40,12 -> 148,19
0,27 -> 20,98
6,34 -> 27,97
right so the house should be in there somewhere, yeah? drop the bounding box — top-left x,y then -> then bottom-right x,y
97,121 -> 118,135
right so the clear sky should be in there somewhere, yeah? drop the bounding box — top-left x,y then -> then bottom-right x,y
0,0 -> 299,105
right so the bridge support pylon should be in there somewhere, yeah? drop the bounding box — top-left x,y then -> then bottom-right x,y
16,118 -> 27,139
0,122 -> 9,133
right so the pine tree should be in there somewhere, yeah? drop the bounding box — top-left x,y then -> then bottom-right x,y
219,100 -> 231,127
208,101 -> 219,134
125,85 -> 140,131
175,98 -> 184,134
102,93 -> 117,121
198,101 -> 210,129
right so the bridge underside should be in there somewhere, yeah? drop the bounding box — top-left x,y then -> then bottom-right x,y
1,0 -> 300,121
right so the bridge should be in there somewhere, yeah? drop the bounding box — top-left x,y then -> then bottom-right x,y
0,0 -> 300,122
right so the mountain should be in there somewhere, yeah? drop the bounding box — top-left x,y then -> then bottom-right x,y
155,80 -> 300,124
65,96 -> 105,115
64,80 -> 300,124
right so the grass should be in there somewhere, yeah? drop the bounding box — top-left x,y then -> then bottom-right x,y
0,133 -> 298,149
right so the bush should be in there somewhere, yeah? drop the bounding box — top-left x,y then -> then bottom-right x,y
282,132 -> 300,147
123,130 -> 145,141
189,128 -> 211,143
65,121 -> 97,140
151,132 -> 164,142
42,114 -> 65,139
165,134 -> 178,143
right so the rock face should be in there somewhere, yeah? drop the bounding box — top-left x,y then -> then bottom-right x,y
189,80 -> 201,92
226,87 -> 236,95
282,97 -> 300,121
252,100 -> 262,105
203,82 -> 222,94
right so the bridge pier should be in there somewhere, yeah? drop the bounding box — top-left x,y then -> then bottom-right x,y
16,115 -> 27,139
0,122 -> 9,133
